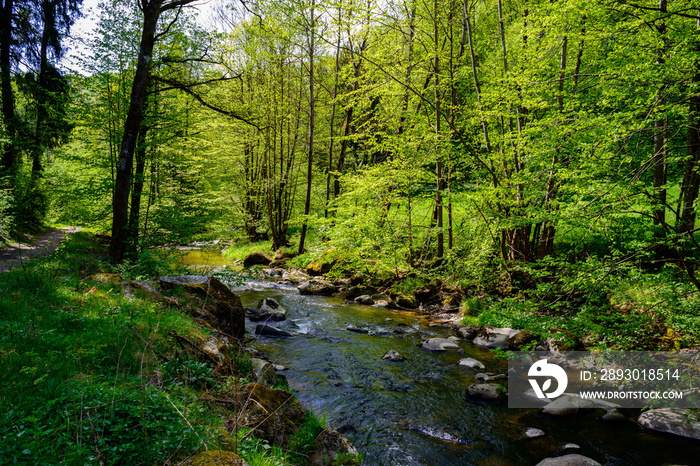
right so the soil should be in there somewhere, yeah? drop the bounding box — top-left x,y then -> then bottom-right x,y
0,226 -> 81,272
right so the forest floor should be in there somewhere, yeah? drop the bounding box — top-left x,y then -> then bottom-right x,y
0,226 -> 81,271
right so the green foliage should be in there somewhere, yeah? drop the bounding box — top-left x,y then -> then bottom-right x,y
0,184 -> 12,242
0,232 -> 222,464
112,248 -> 186,280
285,412 -> 327,463
235,430 -> 291,466
162,356 -> 216,388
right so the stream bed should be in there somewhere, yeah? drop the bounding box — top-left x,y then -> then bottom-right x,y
230,279 -> 700,465
180,250 -> 700,465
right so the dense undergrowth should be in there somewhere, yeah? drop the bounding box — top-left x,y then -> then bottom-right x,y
0,231 -> 328,465
223,225 -> 700,352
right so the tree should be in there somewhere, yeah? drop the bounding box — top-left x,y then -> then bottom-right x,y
110,0 -> 199,262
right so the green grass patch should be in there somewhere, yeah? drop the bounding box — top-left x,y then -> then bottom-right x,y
0,232 -> 318,464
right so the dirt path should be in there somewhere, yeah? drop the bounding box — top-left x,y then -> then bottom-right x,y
0,226 -> 81,272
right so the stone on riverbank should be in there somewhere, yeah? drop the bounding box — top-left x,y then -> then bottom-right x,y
252,358 -> 278,387
225,383 -> 306,446
354,294 -> 375,305
298,279 -> 338,296
394,295 -> 418,309
457,326 -> 480,341
282,269 -> 310,283
159,275 -> 245,338
638,408 -> 700,440
472,326 -> 520,349
308,428 -> 359,466
535,454 -> 601,466
243,251 -> 272,268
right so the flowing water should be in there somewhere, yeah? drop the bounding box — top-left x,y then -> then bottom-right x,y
183,250 -> 700,465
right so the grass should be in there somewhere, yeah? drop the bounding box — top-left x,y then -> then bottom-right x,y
0,232 -> 334,465
224,240 -> 274,262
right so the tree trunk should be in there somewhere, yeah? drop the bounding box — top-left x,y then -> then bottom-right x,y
0,0 -> 17,177
325,2 -> 343,218
110,0 -> 163,263
298,0 -> 315,255
127,120 -> 150,255
653,0 -> 668,254
434,0 -> 444,259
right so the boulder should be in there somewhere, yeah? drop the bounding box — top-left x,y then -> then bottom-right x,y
252,358 -> 278,387
306,259 -> 336,276
224,383 -> 307,445
243,252 -> 271,268
255,324 -> 294,338
395,295 -> 418,309
305,249 -> 339,276
601,409 -> 627,423
457,326 -> 480,341
509,330 -> 538,350
282,269 -> 311,284
421,337 -> 460,351
474,373 -> 507,383
159,275 -> 245,338
535,454 -> 601,466
182,450 -> 249,466
413,284 -> 439,303
354,295 -> 375,305
556,444 -> 581,455
298,279 -> 338,296
458,357 -> 485,370
201,336 -> 231,366
307,428 -> 359,466
248,298 -> 287,321
541,394 -> 619,417
638,408 -> 700,440
472,326 -> 520,350
346,285 -> 377,301
382,350 -> 406,362
524,427 -> 545,439
346,325 -> 369,334
120,280 -> 179,306
465,383 -> 504,401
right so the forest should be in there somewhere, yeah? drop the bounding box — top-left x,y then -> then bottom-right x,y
2,0 -> 700,464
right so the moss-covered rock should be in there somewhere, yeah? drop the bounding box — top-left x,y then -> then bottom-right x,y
298,280 -> 338,296
160,275 -> 246,338
224,383 -> 307,446
305,248 -> 339,276
308,428 -> 359,466
243,252 -> 272,268
509,330 -> 538,350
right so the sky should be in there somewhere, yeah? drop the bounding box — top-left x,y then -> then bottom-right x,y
63,0 -> 223,75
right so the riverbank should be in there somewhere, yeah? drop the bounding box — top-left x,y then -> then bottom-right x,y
0,232 -> 359,465
225,242 -> 700,354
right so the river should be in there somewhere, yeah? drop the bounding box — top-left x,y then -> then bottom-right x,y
182,249 -> 700,465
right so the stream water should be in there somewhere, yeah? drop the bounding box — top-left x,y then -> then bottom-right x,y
182,250 -> 700,465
